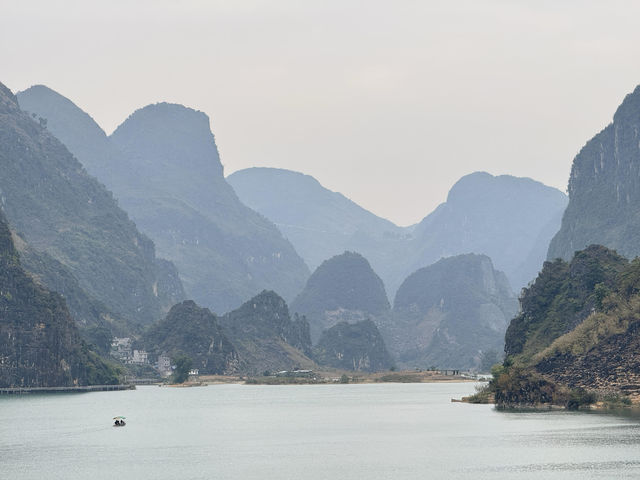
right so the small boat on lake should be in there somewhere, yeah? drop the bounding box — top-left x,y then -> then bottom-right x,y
113,416 -> 126,427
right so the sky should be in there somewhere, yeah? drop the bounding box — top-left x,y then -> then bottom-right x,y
3,0 -> 640,226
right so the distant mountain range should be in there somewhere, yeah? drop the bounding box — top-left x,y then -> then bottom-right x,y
229,168 -> 567,296
228,167 -> 408,273
17,86 -> 309,314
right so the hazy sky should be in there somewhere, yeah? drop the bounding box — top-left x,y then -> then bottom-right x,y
3,1 -> 640,225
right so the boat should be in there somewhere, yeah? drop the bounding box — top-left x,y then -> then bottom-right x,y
113,416 -> 126,427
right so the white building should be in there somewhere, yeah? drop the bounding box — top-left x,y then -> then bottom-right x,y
130,349 -> 149,364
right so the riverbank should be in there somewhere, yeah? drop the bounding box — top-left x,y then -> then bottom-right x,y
0,384 -> 135,395
190,370 -> 478,386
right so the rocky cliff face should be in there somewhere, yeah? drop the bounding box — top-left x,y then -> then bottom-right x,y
17,86 -> 310,314
143,300 -> 239,375
219,291 -> 314,375
0,208 -> 118,387
0,82 -> 184,327
291,252 -> 391,342
548,85 -> 640,261
391,254 -> 518,370
313,320 -> 392,372
535,320 -> 640,399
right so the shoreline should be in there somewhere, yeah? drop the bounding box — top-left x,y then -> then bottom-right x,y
0,384 -> 135,395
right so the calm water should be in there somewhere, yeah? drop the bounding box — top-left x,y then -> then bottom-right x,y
2,382 -> 640,479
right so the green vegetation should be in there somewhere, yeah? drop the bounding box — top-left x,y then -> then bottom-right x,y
219,291 -> 314,375
493,245 -> 640,408
391,253 -> 518,370
171,355 -> 193,384
143,300 -> 238,375
291,251 -> 390,342
505,245 -> 627,362
0,82 -> 184,329
0,207 -> 120,387
313,320 -> 392,372
376,373 -> 424,383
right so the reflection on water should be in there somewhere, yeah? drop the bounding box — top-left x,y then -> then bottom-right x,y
2,382 -> 640,479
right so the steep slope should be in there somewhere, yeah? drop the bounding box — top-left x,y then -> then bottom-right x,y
504,245 -> 627,362
219,291 -> 314,375
16,239 -> 122,354
143,300 -> 239,375
17,86 -> 310,313
404,172 -> 568,293
227,167 -> 408,274
17,85 -> 116,185
0,208 -> 119,387
492,245 -> 640,407
0,82 -> 183,327
109,104 -> 310,312
548,85 -> 640,261
392,254 -> 519,370
313,320 -> 392,372
291,252 -> 391,342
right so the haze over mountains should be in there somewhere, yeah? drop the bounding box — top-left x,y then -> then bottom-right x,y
17,86 -> 309,314
0,82 -> 183,334
11,77 -> 640,390
230,168 -> 568,296
228,168 -> 408,273
391,254 -> 518,370
291,252 -> 391,343
0,208 -> 118,387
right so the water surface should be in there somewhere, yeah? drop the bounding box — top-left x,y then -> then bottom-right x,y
2,382 -> 640,479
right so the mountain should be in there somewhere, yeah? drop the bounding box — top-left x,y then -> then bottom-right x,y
290,252 -> 391,342
504,245 -> 627,362
0,82 -> 184,329
219,291 -> 314,375
143,300 -> 239,375
17,86 -> 310,313
0,208 -> 119,387
227,167 -> 408,274
404,172 -> 568,293
391,254 -> 519,370
313,320 -> 392,372
228,168 -> 567,297
15,237 -> 123,354
548,85 -> 640,262
492,245 -> 640,407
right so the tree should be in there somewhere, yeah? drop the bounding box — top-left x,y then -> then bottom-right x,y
171,354 -> 193,384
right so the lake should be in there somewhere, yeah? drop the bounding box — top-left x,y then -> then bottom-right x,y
2,382 -> 640,479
